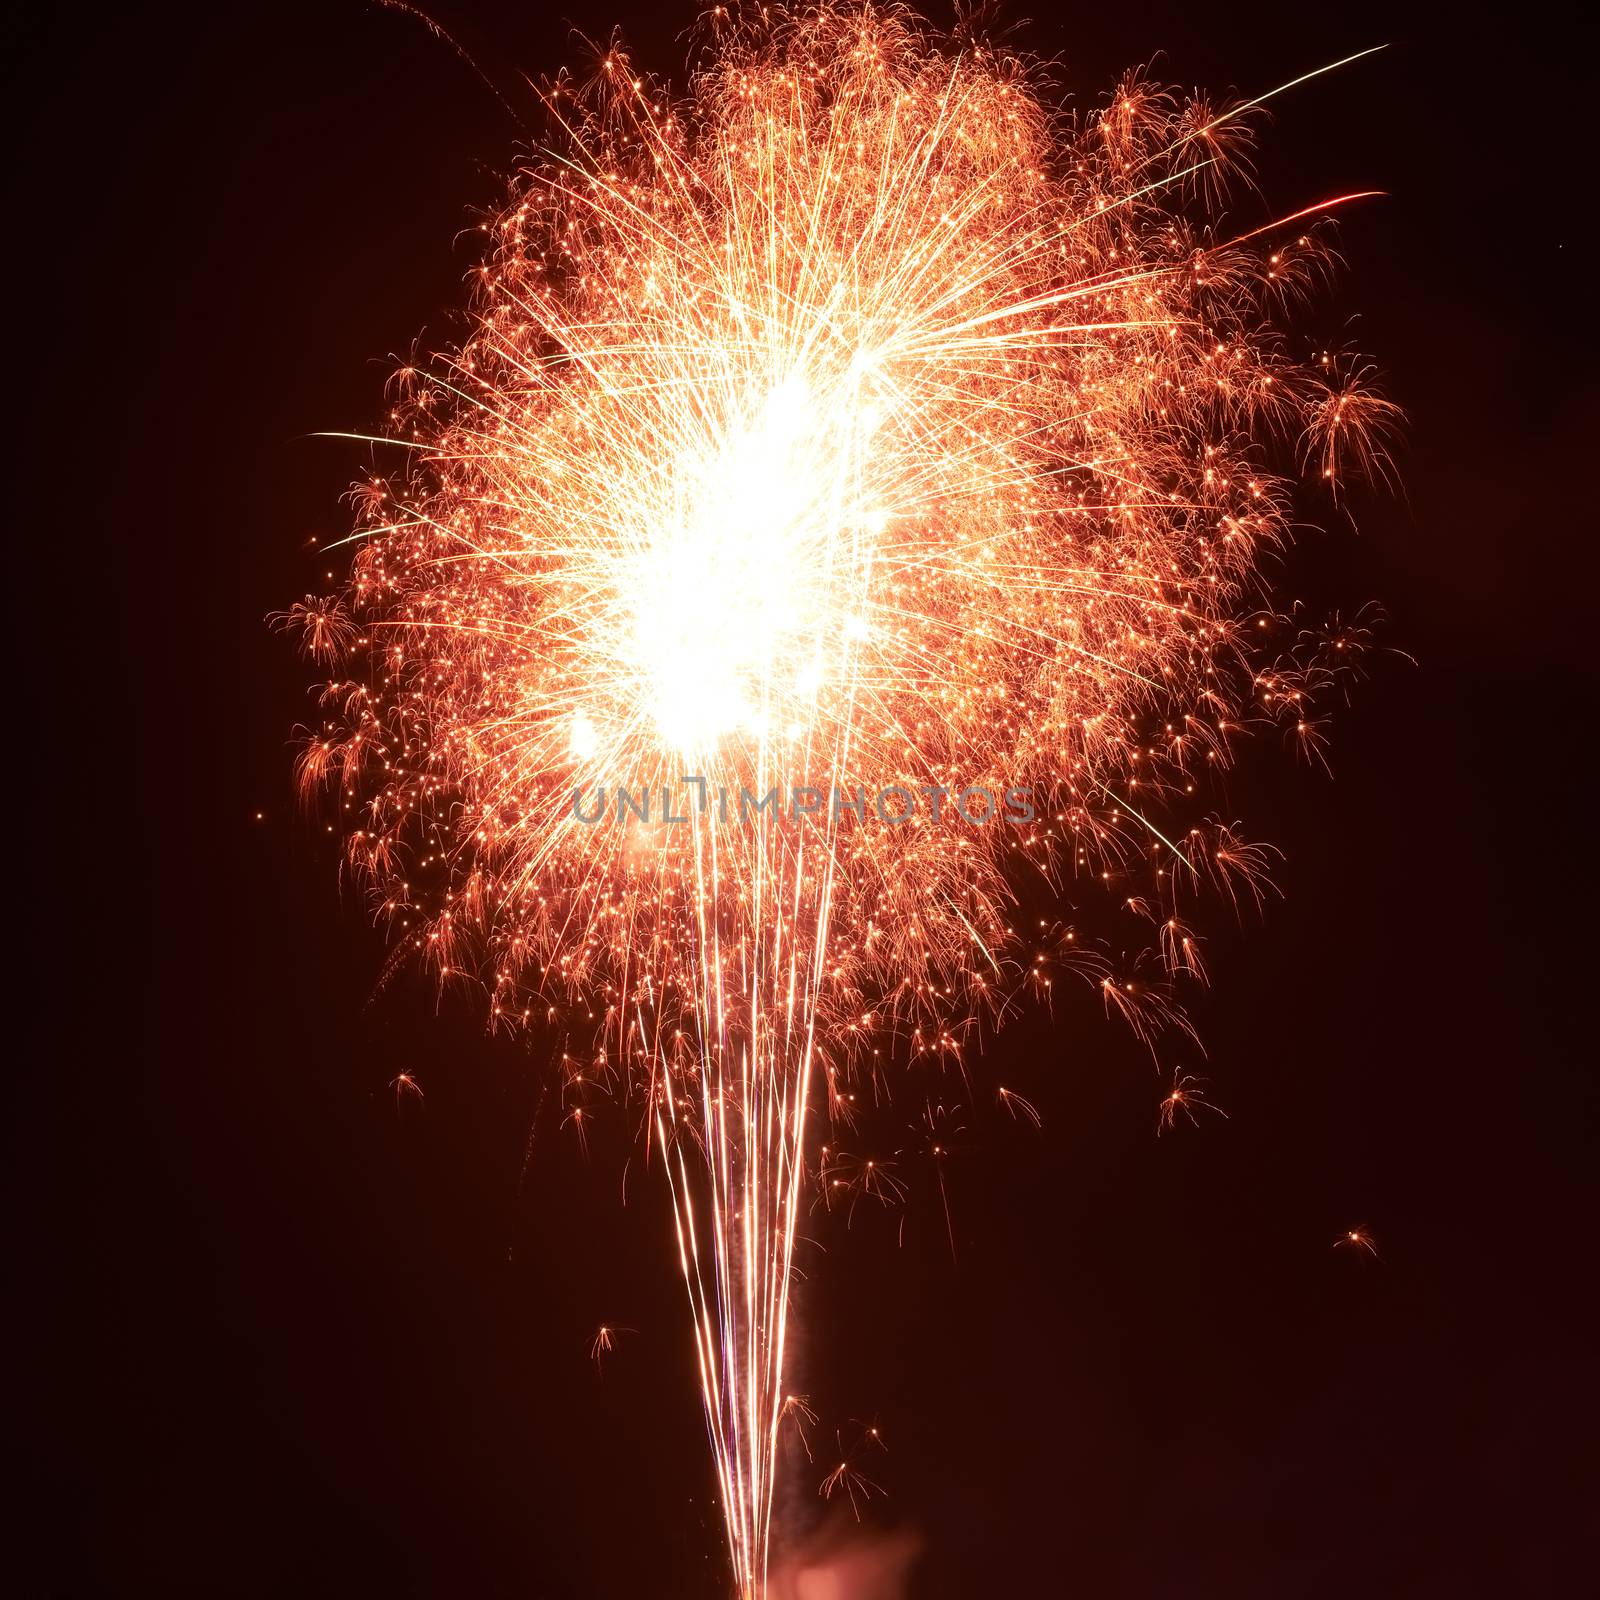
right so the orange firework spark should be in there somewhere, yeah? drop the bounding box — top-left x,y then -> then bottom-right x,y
286,6 -> 1390,1591
819,1420 -> 888,1520
1335,1226 -> 1381,1258
589,1321 -> 636,1371
1158,1068 -> 1228,1134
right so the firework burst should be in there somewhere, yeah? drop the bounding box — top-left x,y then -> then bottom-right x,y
285,5 -> 1390,1590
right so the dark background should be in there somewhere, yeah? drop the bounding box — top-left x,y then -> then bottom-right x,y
9,1 -> 1597,1593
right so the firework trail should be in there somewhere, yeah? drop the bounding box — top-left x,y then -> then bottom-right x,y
285,6 -> 1391,1590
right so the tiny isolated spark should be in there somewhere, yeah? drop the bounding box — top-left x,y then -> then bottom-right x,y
851,1417 -> 887,1455
1334,1227 -> 1380,1258
389,1071 -> 423,1109
780,1393 -> 819,1461
819,1423 -> 888,1521
561,1103 -> 591,1156
589,1323 -> 636,1371
997,1085 -> 1042,1128
819,1457 -> 884,1521
1157,1070 -> 1228,1134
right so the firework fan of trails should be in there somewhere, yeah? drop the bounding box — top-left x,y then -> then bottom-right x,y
283,4 -> 1393,1591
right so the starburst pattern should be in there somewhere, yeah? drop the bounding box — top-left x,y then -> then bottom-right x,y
286,7 -> 1389,1590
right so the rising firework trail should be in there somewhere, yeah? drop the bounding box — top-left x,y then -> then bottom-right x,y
284,6 -> 1392,1591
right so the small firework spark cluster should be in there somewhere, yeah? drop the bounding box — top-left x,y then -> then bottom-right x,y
284,5 -> 1390,1590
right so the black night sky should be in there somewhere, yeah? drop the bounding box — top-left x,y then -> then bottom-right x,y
10,2 -> 1597,1594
